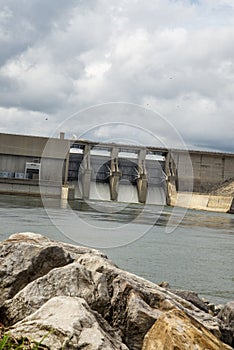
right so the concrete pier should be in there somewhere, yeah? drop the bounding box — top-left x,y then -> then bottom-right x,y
82,170 -> 91,199
229,198 -> 234,214
109,147 -> 121,201
81,145 -> 91,199
137,149 -> 148,203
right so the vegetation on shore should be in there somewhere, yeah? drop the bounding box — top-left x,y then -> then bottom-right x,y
0,327 -> 48,350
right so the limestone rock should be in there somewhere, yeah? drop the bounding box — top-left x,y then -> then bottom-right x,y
0,261 -> 109,326
158,281 -> 170,289
142,308 -> 233,350
78,253 -> 222,348
0,233 -> 232,350
169,289 -> 209,313
10,296 -> 128,350
124,290 -> 163,350
218,301 -> 234,347
0,232 -> 107,307
0,232 -> 73,305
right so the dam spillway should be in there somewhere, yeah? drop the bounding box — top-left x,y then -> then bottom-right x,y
68,145 -> 167,205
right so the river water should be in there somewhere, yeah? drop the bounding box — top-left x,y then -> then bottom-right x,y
0,194 -> 233,304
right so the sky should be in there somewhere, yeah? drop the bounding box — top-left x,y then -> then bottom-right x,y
0,0 -> 234,152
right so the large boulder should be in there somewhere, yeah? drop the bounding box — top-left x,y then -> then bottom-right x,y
0,233 -> 73,305
77,252 -> 222,346
10,296 -> 128,350
142,308 -> 233,350
168,289 -> 209,313
0,232 -> 105,307
0,261 -> 109,326
218,301 -> 234,347
0,232 -> 233,350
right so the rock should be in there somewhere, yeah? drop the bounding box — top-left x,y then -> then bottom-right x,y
0,232 -> 73,305
0,261 -> 109,326
124,290 -> 163,350
169,289 -> 209,313
142,308 -> 233,350
158,281 -> 170,289
0,232 -> 107,307
10,296 -> 128,350
161,283 -> 211,314
0,233 -> 233,350
77,252 -> 222,348
218,301 -> 234,347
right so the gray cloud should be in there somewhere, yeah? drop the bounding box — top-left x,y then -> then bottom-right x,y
0,0 -> 81,66
0,0 -> 233,152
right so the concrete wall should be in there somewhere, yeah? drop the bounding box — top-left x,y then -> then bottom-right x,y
0,154 -> 32,173
40,158 -> 65,183
170,192 -> 233,213
0,155 -> 65,183
171,150 -> 234,193
0,133 -> 70,184
0,133 -> 70,159
0,179 -> 61,197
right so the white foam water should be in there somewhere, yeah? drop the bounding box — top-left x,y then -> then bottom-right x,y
89,182 -> 110,201
146,186 -> 166,205
117,184 -> 139,203
73,179 -> 166,205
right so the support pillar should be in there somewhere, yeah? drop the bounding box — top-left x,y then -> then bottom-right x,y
81,145 -> 91,200
165,151 -> 177,206
63,151 -> 70,185
61,184 -> 75,200
137,174 -> 148,203
137,149 -> 148,203
109,147 -> 121,201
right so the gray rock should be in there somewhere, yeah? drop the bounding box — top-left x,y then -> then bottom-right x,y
0,261 -> 109,326
124,290 -> 163,350
10,296 -> 128,350
217,301 -> 234,347
169,289 -> 209,313
0,232 -> 107,307
77,253 -> 222,348
0,232 -> 73,306
158,281 -> 171,289
0,233 -> 232,350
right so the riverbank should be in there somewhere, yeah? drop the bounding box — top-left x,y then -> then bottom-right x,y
0,232 -> 233,349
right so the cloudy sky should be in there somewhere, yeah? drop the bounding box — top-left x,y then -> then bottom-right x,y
0,0 -> 234,152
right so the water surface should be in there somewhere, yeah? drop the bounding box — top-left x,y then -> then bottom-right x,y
0,194 -> 233,304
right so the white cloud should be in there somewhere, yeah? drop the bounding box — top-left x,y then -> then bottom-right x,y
0,0 -> 233,152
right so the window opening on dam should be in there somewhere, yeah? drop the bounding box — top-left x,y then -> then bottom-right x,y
25,161 -> 41,180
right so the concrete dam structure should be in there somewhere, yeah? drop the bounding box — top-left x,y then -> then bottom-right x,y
0,132 -> 234,212
0,132 -> 70,197
68,144 -> 167,205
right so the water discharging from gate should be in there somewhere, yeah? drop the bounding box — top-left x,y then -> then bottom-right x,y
89,182 -> 110,201
118,184 -> 139,203
87,181 -> 166,205
146,186 -> 166,205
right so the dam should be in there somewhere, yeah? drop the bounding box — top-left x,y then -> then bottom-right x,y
0,132 -> 234,212
68,143 -> 167,205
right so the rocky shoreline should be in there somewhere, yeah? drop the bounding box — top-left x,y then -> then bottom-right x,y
0,232 -> 233,349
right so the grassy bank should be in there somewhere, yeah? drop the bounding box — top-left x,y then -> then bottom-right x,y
0,328 -> 48,350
